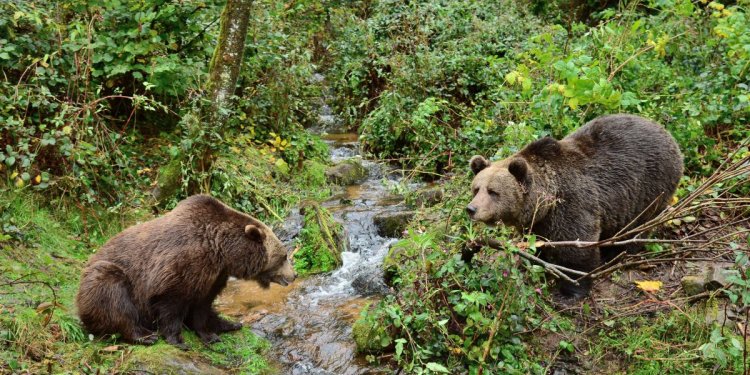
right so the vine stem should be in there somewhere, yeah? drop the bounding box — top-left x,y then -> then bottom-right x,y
478,282 -> 513,375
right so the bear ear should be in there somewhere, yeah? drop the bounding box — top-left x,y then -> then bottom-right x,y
508,158 -> 529,184
245,224 -> 266,242
469,155 -> 490,175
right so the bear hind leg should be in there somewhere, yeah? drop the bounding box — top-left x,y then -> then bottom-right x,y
77,261 -> 155,344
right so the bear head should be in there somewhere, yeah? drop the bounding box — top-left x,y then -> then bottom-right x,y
466,155 -> 533,228
230,219 -> 297,288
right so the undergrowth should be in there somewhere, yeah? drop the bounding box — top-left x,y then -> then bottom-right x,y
328,0 -> 750,177
355,172 -> 749,373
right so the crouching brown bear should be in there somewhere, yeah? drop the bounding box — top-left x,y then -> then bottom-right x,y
467,114 -> 683,296
76,195 -> 296,349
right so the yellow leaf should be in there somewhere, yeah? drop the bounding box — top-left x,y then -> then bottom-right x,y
568,97 -> 579,110
635,280 -> 662,292
33,175 -> 41,184
14,177 -> 24,188
505,71 -> 520,85
670,195 -> 679,205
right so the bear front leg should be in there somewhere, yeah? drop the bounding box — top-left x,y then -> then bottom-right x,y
206,309 -> 242,333
536,212 -> 602,297
151,296 -> 189,350
186,304 -> 222,345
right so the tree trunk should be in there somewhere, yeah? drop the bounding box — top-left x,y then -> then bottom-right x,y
154,0 -> 253,200
195,0 -> 253,192
205,0 -> 252,122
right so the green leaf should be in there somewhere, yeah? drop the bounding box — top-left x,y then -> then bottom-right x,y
425,362 -> 451,373
395,338 -> 406,359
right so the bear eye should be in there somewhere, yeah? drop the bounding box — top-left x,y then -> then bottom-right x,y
488,189 -> 500,197
472,187 -> 479,196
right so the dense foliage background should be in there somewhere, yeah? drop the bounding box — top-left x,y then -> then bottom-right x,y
1,0 -> 749,373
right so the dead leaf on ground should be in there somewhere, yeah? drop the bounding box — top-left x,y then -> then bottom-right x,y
635,280 -> 663,292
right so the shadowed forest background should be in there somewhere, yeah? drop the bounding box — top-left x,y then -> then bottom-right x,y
1,0 -> 749,373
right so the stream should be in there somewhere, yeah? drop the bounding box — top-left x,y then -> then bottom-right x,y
216,124 -> 410,374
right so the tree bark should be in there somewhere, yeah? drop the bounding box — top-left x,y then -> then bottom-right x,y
195,0 -> 252,192
205,0 -> 252,122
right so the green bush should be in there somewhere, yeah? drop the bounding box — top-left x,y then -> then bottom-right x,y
328,0 -> 750,177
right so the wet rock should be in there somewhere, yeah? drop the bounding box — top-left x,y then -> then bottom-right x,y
351,272 -> 390,296
372,211 -> 415,238
275,210 -> 304,246
325,158 -> 368,185
412,185 -> 444,208
681,264 -> 733,296
706,265 -> 731,291
681,275 -> 705,297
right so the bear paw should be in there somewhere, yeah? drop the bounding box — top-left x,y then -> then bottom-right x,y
133,332 -> 158,346
198,331 -> 222,345
165,334 -> 189,350
218,320 -> 242,333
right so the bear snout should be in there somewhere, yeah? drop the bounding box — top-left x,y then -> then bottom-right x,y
466,205 -> 477,216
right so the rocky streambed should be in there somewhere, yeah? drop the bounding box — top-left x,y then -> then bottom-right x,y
216,131 -> 413,374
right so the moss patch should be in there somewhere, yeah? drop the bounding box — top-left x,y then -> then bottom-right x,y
292,202 -> 346,276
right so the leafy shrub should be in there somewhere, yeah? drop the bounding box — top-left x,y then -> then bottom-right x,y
358,226 -> 550,373
329,0 -> 750,177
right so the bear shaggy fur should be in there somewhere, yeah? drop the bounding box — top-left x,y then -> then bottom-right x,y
467,114 -> 683,295
76,195 -> 296,348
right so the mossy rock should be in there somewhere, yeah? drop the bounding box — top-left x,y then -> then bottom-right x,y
152,158 -> 183,203
325,158 -> 367,185
373,210 -> 415,238
352,305 -> 392,353
124,343 -> 224,375
292,202 -> 347,276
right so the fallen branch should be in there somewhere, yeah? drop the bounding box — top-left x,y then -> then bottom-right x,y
468,238 -> 585,284
538,237 -> 707,249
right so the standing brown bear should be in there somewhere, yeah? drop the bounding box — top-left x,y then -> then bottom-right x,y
76,195 -> 296,349
467,114 -> 683,296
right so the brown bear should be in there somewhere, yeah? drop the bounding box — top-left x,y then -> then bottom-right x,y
76,195 -> 296,349
466,114 -> 683,296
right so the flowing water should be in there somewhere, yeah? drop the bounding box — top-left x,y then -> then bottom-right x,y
216,129 -> 410,374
